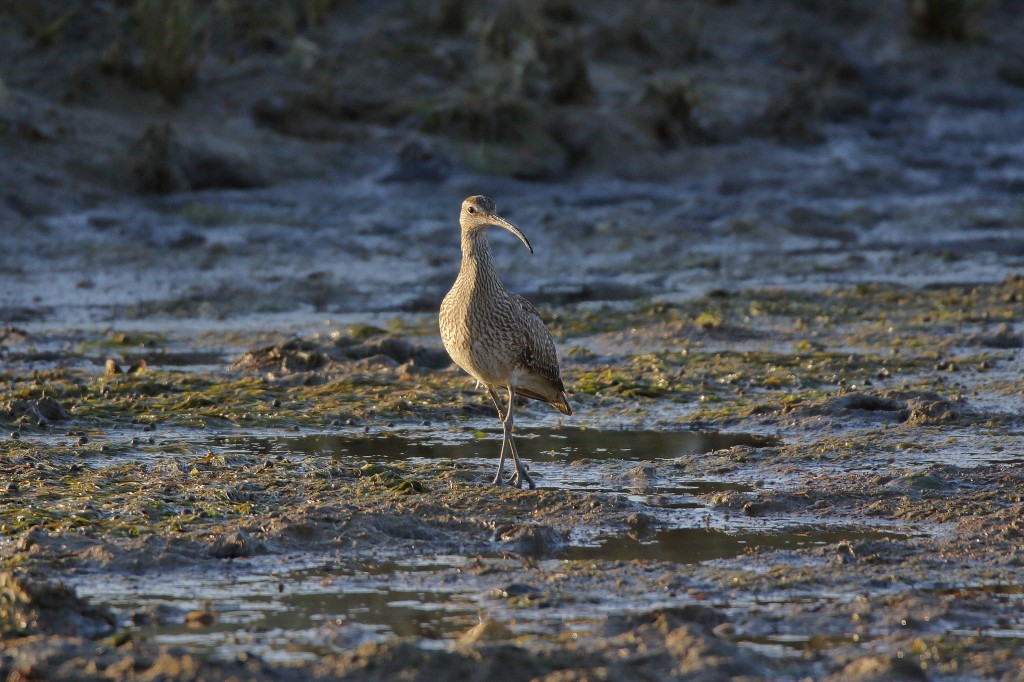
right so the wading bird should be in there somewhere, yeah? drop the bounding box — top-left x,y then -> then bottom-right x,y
439,196 -> 571,489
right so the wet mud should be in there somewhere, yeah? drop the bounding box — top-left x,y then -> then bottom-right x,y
4,1 -> 1024,680
4,275 -> 1024,680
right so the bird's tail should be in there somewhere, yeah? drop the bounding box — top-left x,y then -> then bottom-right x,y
516,386 -> 573,415
551,391 -> 572,416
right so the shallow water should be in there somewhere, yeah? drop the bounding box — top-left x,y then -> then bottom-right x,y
75,554 -> 481,662
563,527 -> 907,563
212,426 -> 779,463
74,523 -> 911,662
214,426 -> 773,512
67,425 -> 924,662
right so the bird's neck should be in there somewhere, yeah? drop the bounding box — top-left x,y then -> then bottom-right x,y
459,230 -> 497,278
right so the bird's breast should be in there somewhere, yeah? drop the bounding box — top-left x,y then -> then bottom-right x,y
439,280 -> 519,386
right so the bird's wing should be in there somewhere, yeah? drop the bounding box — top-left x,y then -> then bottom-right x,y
510,292 -> 565,392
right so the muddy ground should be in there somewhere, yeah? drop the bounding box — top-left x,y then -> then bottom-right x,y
3,1 -> 1024,680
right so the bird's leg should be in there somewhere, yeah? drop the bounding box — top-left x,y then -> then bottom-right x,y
505,386 -> 535,490
487,387 -> 509,485
507,431 -> 528,473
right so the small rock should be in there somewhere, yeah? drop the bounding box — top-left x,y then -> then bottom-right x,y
208,530 -> 266,559
969,323 -> 1023,349
494,583 -> 541,599
742,499 -> 773,517
626,512 -> 656,533
0,570 -> 116,638
232,339 -> 329,375
125,124 -> 267,194
905,398 -> 961,425
379,139 -> 453,183
335,336 -> 452,370
711,622 -> 736,638
458,619 -> 514,643
184,609 -> 218,627
829,654 -> 927,681
627,464 -> 657,480
35,397 -> 69,421
497,524 -> 566,556
884,472 -> 951,492
3,396 -> 71,424
125,123 -> 190,193
15,529 -> 46,552
827,392 -> 905,414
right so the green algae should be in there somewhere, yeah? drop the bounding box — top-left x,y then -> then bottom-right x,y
3,279 -> 1019,438
2,278 -> 1023,644
546,278 -> 1021,341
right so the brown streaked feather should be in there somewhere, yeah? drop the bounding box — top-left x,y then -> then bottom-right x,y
511,295 -> 563,383
510,292 -> 572,415
515,386 -> 572,415
439,199 -> 571,417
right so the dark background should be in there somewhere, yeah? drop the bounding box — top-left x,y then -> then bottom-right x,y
1,0 -> 1022,321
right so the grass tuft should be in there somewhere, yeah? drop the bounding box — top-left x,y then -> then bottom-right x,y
134,0 -> 206,104
909,0 -> 989,42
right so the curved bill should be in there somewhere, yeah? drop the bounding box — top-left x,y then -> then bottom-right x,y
486,212 -> 533,254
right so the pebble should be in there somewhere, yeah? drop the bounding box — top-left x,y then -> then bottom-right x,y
459,619 -> 513,643
184,610 -> 217,627
712,622 -> 737,638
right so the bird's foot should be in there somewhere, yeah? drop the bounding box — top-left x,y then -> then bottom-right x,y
509,467 -> 535,490
491,469 -> 507,486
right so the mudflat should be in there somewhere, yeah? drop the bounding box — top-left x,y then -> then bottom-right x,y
2,2 -> 1023,679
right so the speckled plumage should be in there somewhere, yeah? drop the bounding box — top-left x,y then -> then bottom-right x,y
439,196 -> 571,489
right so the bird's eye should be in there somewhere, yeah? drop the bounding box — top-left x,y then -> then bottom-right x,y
467,206 -> 475,214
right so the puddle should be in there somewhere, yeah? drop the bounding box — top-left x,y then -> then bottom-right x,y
565,527 -> 910,563
65,426 -> 923,663
947,628 -> 1024,641
735,632 -> 866,659
74,555 -> 481,662
207,426 -> 774,499
213,426 -> 780,465
74,525 -> 908,663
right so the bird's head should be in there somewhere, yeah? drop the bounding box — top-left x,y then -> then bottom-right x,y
459,195 -> 533,254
